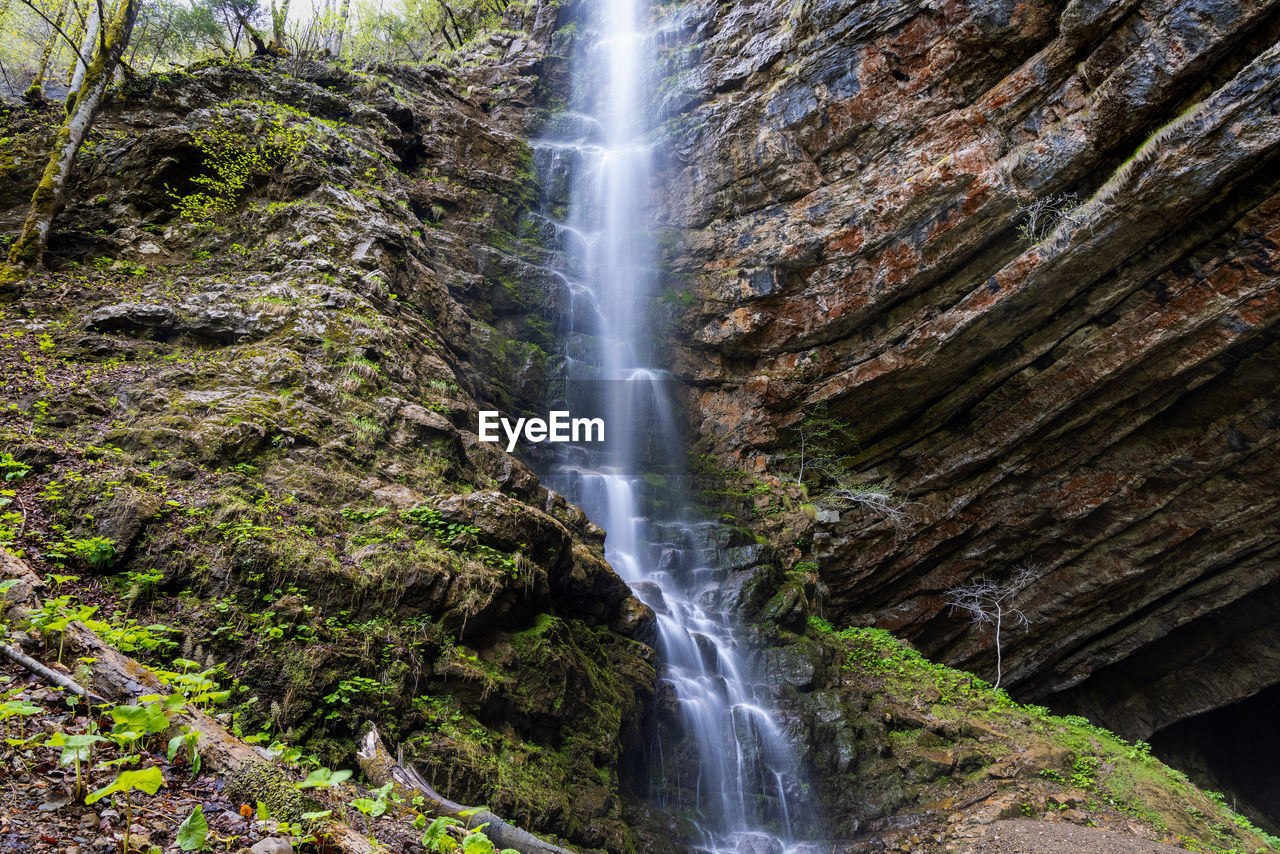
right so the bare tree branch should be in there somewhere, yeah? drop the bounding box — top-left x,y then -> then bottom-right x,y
945,564 -> 1039,689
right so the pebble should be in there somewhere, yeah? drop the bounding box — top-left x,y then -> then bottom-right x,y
250,839 -> 295,854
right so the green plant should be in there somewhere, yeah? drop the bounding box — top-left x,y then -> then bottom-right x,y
106,698 -> 174,757
167,726 -> 202,776
1071,755 -> 1100,788
323,675 -> 393,722
152,659 -> 231,708
0,453 -> 30,482
297,766 -> 353,789
807,615 -> 834,634
177,804 -> 209,850
342,507 -> 390,523
85,765 -> 166,853
26,595 -> 98,662
1125,740 -> 1154,761
170,102 -> 308,223
50,731 -> 107,798
0,697 -> 41,739
64,536 -> 117,569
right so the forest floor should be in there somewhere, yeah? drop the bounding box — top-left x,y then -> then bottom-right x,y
0,654 -> 268,854
959,819 -> 1189,853
0,640 -> 443,854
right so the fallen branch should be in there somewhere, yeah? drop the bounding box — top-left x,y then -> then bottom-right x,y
0,552 -> 376,854
0,641 -> 108,704
357,724 -> 577,854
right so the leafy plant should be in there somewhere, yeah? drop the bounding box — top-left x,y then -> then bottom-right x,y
170,103 -> 308,223
0,453 -> 30,482
86,765 -> 165,853
341,507 -> 390,523
297,766 -> 353,789
55,536 -> 117,569
176,804 -> 209,851
421,816 -> 464,852
50,731 -> 107,797
0,698 -> 41,739
167,726 -> 202,776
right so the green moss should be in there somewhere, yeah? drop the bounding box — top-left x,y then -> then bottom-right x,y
225,760 -> 315,823
808,624 -> 1280,852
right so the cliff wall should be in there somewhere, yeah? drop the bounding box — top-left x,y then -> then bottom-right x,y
656,0 -> 1280,823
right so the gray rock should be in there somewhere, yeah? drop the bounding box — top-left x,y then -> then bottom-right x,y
250,839 -> 294,854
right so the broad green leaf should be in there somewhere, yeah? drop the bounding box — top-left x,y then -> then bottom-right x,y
110,703 -> 169,735
85,766 -> 165,804
0,700 -> 41,718
57,733 -> 107,764
300,810 -> 332,822
422,816 -> 463,851
461,832 -> 496,854
176,805 -> 208,851
297,767 -> 352,789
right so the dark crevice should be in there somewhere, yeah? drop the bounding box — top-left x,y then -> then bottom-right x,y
1152,681 -> 1280,836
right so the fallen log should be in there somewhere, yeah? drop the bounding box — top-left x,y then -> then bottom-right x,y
357,723 -> 578,854
0,552 -> 376,854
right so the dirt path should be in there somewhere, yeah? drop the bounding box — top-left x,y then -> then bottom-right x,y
959,819 -> 1188,853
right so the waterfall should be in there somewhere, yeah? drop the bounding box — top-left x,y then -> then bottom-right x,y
528,2 -> 822,852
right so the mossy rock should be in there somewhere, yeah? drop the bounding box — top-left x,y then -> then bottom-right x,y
225,760 -> 315,823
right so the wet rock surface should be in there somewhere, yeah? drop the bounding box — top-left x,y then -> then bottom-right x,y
655,0 -> 1280,807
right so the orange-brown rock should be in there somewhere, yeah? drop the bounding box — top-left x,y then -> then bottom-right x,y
657,0 -> 1280,782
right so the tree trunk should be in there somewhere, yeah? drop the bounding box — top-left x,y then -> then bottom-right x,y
270,0 -> 289,51
331,0 -> 350,59
25,0 -> 70,100
357,725 -> 577,854
66,0 -> 99,106
63,0 -> 86,83
7,0 -> 136,271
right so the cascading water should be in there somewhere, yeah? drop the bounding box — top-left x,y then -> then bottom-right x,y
527,2 -> 823,853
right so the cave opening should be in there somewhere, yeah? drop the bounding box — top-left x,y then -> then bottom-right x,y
1152,681 -> 1280,836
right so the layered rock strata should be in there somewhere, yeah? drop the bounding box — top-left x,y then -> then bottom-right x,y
656,0 -> 1280,795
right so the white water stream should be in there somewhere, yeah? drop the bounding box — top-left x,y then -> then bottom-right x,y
529,2 -> 821,852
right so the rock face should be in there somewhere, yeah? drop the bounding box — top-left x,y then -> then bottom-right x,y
654,0 -> 1280,819
726,570 -> 1279,852
0,5 -> 654,851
